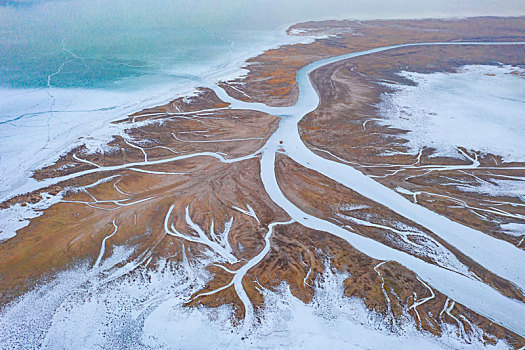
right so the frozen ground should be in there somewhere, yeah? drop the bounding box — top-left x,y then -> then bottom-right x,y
0,28 -> 320,202
457,177 -> 525,202
0,251 -> 507,349
2,40 -> 525,348
378,65 -> 525,162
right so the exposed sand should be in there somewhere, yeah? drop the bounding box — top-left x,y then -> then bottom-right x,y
1,16 -> 525,348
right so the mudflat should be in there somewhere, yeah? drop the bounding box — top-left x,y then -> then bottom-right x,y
1,16 -> 525,348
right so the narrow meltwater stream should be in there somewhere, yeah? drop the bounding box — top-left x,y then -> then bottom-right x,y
230,219 -> 294,333
5,41 -> 525,336
231,41 -> 525,335
278,42 -> 525,287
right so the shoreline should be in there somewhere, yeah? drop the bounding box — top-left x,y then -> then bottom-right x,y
0,25 -> 321,202
1,16 -> 525,347
2,15 -> 524,203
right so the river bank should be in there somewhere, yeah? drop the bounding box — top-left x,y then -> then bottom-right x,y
1,16 -> 525,348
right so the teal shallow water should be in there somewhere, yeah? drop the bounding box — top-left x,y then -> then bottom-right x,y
2,0 -> 525,89
1,40 -> 524,348
1,0 -> 525,198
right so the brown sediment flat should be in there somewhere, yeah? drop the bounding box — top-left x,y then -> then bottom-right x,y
223,17 -> 525,107
299,43 -> 525,247
0,96 -> 282,305
1,16 -> 525,346
247,222 -> 524,346
275,153 -> 525,304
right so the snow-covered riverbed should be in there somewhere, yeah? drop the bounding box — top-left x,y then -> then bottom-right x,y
2,40 -> 525,347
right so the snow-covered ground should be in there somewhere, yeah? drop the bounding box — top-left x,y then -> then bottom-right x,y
457,177 -> 525,201
2,40 -> 525,348
378,65 -> 525,162
0,251 -> 506,349
0,29 -> 320,203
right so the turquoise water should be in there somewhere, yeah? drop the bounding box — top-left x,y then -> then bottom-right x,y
1,0 -> 525,198
0,3 -> 274,89
2,0 -> 525,90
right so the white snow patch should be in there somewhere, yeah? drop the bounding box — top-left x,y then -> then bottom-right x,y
340,203 -> 370,211
0,82 -> 198,203
0,191 -> 63,241
0,254 -> 510,349
500,223 -> 525,237
378,65 -> 525,162
457,178 -> 525,200
249,267 -> 502,349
